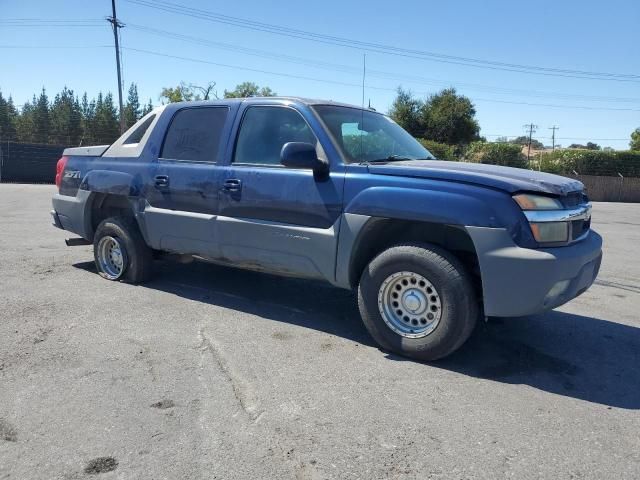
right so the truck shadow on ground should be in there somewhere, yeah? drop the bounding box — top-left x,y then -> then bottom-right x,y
75,258 -> 640,409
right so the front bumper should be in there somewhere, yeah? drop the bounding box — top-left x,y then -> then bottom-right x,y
466,226 -> 602,317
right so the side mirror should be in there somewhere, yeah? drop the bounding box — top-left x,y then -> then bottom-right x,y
280,142 -> 329,179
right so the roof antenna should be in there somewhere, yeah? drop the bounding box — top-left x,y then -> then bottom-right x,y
361,53 -> 366,110
360,53 -> 366,161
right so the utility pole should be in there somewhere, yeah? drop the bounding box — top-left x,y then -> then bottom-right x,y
107,0 -> 125,134
548,125 -> 559,151
523,123 -> 538,164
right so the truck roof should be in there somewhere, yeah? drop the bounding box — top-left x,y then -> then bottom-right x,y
162,96 -> 372,111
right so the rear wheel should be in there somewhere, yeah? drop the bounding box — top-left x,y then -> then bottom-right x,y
93,216 -> 152,283
358,243 -> 478,361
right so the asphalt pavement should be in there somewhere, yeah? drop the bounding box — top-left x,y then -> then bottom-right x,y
1,184 -> 638,479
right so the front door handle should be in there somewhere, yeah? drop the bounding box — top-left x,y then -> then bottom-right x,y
223,178 -> 242,193
154,175 -> 170,188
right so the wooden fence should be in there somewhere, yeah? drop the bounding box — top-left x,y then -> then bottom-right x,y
565,174 -> 640,203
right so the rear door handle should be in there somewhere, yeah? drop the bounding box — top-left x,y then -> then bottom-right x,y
154,175 -> 169,188
223,178 -> 242,193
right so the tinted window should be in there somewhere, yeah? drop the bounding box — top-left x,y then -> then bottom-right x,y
161,107 -> 228,162
123,114 -> 155,145
234,106 -> 316,165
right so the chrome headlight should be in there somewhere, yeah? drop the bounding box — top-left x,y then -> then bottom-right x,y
513,193 -> 590,245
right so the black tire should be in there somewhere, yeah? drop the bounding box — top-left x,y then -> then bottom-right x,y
358,243 -> 478,361
93,216 -> 153,283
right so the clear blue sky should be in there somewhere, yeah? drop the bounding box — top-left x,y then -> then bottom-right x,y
2,0 -> 639,149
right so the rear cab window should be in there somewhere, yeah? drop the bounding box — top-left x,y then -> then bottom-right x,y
161,107 -> 229,163
102,109 -> 162,158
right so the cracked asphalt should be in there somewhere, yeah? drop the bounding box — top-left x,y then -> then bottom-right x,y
1,184 -> 639,479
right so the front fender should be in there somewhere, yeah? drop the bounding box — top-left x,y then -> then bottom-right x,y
344,186 -> 521,229
80,170 -> 139,197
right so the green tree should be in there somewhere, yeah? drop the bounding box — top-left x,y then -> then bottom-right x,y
160,81 -> 219,103
188,82 -> 218,100
93,92 -> 120,144
388,87 -> 423,137
630,128 -> 640,151
388,87 -> 480,146
420,88 -> 480,145
33,88 -> 50,144
124,83 -> 141,128
569,142 -> 601,150
80,92 -> 96,145
0,91 -> 18,141
223,81 -> 276,98
16,98 -> 36,142
160,82 -> 193,103
511,135 -> 545,150
50,87 -> 83,145
141,98 -> 154,116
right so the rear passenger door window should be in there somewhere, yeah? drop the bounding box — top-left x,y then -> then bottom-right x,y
161,107 -> 229,163
233,106 -> 317,166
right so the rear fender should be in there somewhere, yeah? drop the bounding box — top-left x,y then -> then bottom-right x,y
80,170 -> 139,197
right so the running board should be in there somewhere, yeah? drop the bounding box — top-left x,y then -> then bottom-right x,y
65,238 -> 92,246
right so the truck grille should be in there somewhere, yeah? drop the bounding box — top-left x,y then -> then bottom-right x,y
571,217 -> 590,241
563,191 -> 589,208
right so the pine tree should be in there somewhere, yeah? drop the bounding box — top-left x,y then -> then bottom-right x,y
80,92 -> 96,145
50,87 -> 83,145
141,98 -> 154,116
93,92 -> 120,144
16,98 -> 36,143
0,91 -> 18,141
124,83 -> 141,128
33,88 -> 51,144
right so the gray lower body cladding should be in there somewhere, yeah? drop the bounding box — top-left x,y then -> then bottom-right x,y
466,226 -> 602,317
51,190 -> 94,240
52,191 -> 603,317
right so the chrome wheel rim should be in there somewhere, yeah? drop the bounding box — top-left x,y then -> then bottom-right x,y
378,271 -> 442,338
97,236 -> 127,280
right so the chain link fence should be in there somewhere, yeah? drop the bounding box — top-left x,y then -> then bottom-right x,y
0,142 -> 66,184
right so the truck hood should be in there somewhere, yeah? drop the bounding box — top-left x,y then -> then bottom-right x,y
367,160 -> 583,196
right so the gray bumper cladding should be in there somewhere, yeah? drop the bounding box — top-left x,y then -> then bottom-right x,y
51,190 -> 93,240
466,226 -> 603,317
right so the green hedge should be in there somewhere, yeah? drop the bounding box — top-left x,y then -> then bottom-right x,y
533,150 -> 640,177
416,139 -> 457,161
462,141 -> 527,169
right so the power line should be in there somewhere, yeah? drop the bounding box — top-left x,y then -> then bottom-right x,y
0,19 -> 104,27
125,0 -> 640,82
119,46 -> 640,113
484,134 -> 628,141
123,23 -> 640,105
0,45 -> 111,49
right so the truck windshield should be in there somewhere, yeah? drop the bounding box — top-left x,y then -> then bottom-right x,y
312,105 -> 434,164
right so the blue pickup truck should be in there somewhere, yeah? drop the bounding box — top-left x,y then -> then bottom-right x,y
51,97 -> 602,360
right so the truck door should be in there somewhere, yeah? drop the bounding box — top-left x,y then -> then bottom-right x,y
143,105 -> 233,257
216,104 -> 345,281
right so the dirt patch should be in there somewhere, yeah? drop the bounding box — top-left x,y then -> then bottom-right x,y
34,327 -> 52,344
0,418 -> 17,442
84,457 -> 118,475
272,331 -> 292,341
151,399 -> 175,409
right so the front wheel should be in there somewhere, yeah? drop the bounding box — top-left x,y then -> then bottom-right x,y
358,243 -> 478,361
93,216 -> 153,283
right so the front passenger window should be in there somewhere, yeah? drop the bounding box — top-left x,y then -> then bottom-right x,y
234,106 -> 316,166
